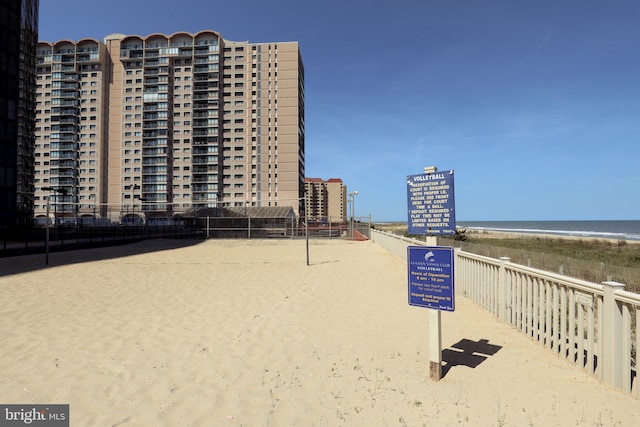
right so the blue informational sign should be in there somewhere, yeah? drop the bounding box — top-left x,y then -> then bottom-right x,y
408,246 -> 455,311
406,170 -> 456,235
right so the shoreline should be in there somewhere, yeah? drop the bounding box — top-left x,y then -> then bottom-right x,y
373,223 -> 640,244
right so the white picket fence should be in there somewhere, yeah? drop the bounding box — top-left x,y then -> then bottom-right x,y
370,229 -> 640,398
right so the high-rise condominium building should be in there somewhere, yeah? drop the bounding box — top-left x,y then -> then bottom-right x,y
34,30 -> 304,225
0,0 -> 39,227
305,178 -> 347,223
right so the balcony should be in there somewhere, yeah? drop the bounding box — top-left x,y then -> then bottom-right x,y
77,53 -> 100,63
142,166 -> 167,175
53,151 -> 77,160
142,148 -> 166,156
191,185 -> 209,192
142,158 -> 167,165
50,142 -> 76,150
60,73 -> 79,81
171,40 -> 193,47
48,177 -> 76,186
49,170 -> 77,177
58,117 -> 79,124
142,140 -> 158,148
49,160 -> 76,167
193,93 -> 214,100
54,110 -> 79,118
141,195 -> 168,203
192,165 -> 218,173
192,146 -> 217,155
58,126 -> 77,133
59,90 -> 78,98
192,156 -> 218,165
53,48 -> 74,55
49,135 -> 77,145
55,99 -> 79,107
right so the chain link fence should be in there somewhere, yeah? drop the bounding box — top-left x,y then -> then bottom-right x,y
1,216 -> 375,258
1,224 -> 204,258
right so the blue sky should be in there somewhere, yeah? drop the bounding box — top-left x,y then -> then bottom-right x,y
39,0 -> 640,221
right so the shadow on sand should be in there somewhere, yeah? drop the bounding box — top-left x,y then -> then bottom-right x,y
0,238 -> 206,279
442,338 -> 502,378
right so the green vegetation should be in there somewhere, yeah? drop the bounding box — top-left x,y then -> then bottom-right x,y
374,223 -> 640,291
453,236 -> 640,269
375,223 -> 640,268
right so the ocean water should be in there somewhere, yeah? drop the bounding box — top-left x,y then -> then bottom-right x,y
456,220 -> 640,241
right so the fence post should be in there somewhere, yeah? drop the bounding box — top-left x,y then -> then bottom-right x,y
499,257 -> 510,322
454,247 -> 462,295
601,281 -> 625,390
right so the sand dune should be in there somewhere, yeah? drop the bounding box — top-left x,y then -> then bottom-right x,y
0,238 -> 638,426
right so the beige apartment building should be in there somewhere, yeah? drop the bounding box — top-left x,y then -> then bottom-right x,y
304,178 -> 347,223
33,30 -> 304,225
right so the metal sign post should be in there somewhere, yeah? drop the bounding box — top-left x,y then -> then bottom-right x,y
407,243 -> 455,380
406,166 -> 457,381
45,196 -> 50,265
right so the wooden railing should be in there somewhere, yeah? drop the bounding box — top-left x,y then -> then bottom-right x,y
370,229 -> 639,398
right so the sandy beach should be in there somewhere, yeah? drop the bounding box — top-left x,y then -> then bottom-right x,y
1,238 -> 638,426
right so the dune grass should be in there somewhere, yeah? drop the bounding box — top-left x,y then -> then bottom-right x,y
458,235 -> 640,269
373,223 -> 640,268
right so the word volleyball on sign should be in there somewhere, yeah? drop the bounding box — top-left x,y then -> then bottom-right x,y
406,169 -> 456,235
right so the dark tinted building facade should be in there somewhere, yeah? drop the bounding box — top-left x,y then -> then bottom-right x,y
0,0 -> 39,227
